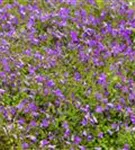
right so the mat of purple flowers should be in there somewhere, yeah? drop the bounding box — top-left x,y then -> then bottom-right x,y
0,0 -> 135,149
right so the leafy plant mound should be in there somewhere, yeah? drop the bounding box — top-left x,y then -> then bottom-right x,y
0,0 -> 135,149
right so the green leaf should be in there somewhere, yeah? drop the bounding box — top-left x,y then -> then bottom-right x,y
96,0 -> 105,9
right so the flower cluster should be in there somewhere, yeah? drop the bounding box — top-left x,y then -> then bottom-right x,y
0,0 -> 135,149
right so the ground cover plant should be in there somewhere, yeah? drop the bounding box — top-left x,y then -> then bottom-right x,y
1,0 -> 135,149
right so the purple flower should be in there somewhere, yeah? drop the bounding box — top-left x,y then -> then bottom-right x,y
130,114 -> 135,124
30,37 -> 39,45
44,88 -> 49,95
95,106 -> 103,113
70,31 -> 78,43
10,107 -> 16,116
81,118 -> 87,126
67,0 -> 77,5
24,49 -> 31,56
121,86 -> 129,93
58,20 -> 67,27
0,89 -> 5,94
19,6 -> 26,17
87,135 -> 93,141
34,52 -> 42,60
88,40 -> 97,47
74,136 -> 82,144
98,132 -> 104,139
120,98 -> 125,104
79,146 -> 86,150
53,89 -> 64,99
111,123 -> 118,129
129,93 -> 135,101
116,104 -> 122,111
106,103 -> 114,109
83,28 -> 95,38
2,58 -> 10,72
47,80 -> 55,87
40,139 -> 49,147
41,119 -> 49,127
30,121 -> 37,127
18,118 -> 25,125
28,103 -> 37,112
88,0 -> 96,5
74,72 -> 81,81
0,72 -> 6,78
36,75 -> 44,83
98,73 -> 107,86
123,144 -> 129,150
29,67 -> 35,75
22,143 -> 29,149
27,18 -> 35,29
16,100 -> 27,110
59,8 -> 69,19
95,93 -> 103,100
62,121 -> 69,129
64,129 -> 70,138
